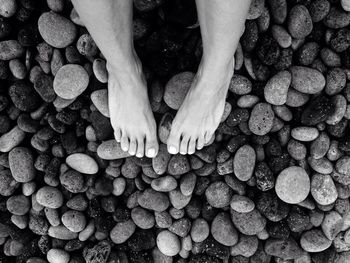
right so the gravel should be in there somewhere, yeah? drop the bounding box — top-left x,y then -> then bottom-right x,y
0,0 -> 350,262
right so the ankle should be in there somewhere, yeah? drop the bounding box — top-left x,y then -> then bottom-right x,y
106,50 -> 142,75
200,55 -> 235,78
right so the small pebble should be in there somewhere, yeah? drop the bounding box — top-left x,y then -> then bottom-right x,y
156,230 -> 181,257
36,186 -> 64,209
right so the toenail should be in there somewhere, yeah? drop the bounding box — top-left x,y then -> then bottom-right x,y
122,146 -> 128,151
147,148 -> 156,157
136,153 -> 143,158
180,151 -> 186,155
168,146 -> 177,154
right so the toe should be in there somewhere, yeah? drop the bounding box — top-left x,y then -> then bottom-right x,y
120,134 -> 129,152
204,131 -> 213,144
145,134 -> 159,158
167,131 -> 180,155
179,135 -> 190,155
114,128 -> 122,142
196,134 -> 205,150
128,138 -> 137,156
188,138 -> 196,155
136,136 -> 145,158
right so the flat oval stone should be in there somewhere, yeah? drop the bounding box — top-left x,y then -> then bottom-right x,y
288,5 -> 313,39
229,74 -> 252,95
301,96 -> 334,126
0,170 -> 19,196
53,64 -> 89,99
264,70 -> 291,105
211,212 -> 238,246
167,154 -> 190,176
97,140 -> 131,160
336,156 -> 350,176
291,127 -> 319,141
36,186 -> 64,209
66,153 -> 98,174
90,89 -> 109,117
324,7 -> 350,29
138,188 -> 169,212
48,225 -> 78,240
131,207 -> 155,229
0,126 -> 26,153
248,102 -> 274,135
9,147 -> 35,183
322,211 -> 343,240
0,0 -> 17,18
61,210 -> 86,233
265,238 -> 303,260
233,144 -> 256,181
151,175 -> 177,192
6,195 -> 30,215
275,166 -> 310,204
290,66 -> 326,94
156,230 -> 180,257
326,95 -> 347,125
190,218 -> 210,243
152,144 -> 171,175
110,219 -> 136,244
286,88 -> 309,107
230,195 -> 255,213
38,11 -> 77,48
47,249 -> 70,263
93,59 -> 108,83
164,72 -> 194,110
300,229 -> 332,252
230,209 -> 266,236
311,173 -> 338,205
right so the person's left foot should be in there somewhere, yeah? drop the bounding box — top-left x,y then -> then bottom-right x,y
167,61 -> 234,155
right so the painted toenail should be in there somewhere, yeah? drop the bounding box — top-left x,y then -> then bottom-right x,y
168,146 -> 177,154
147,148 -> 156,157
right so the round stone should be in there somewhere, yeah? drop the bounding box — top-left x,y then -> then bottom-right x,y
47,249 -> 70,263
275,166 -> 310,204
53,64 -> 89,99
205,181 -> 233,208
0,0 -> 17,18
0,170 -> 19,196
61,210 -> 86,233
36,186 -> 63,209
211,212 -> 238,246
233,144 -> 256,181
6,195 -> 30,215
288,5 -> 313,39
164,72 -> 194,110
290,66 -> 326,94
66,153 -> 98,174
264,70 -> 291,105
131,207 -> 155,229
300,229 -> 332,252
190,218 -> 210,243
90,89 -> 109,117
311,173 -> 338,205
156,230 -> 181,257
38,11 -> 77,48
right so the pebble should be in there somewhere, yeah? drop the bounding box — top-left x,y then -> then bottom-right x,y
265,238 -> 303,260
231,234 -> 258,258
164,72 -> 194,110
291,127 -> 319,142
93,59 -> 108,83
229,74 -> 252,95
151,175 -> 177,192
326,68 -> 347,96
47,249 -> 70,263
336,156 -> 350,176
290,66 -> 326,94
300,229 -> 332,252
324,7 -> 350,29
131,207 -> 155,229
205,181 -> 233,208
321,211 -> 343,240
53,64 -> 89,100
6,195 -> 30,215
156,230 -> 181,257
342,0 -> 350,11
180,172 -> 196,196
110,219 -> 136,244
169,189 -> 192,209
230,209 -> 266,235
288,5 -> 313,39
66,153 -> 98,174
275,166 -> 310,204
327,95 -> 347,125
0,40 -> 24,60
36,186 -> 64,209
211,212 -> 238,246
76,34 -> 98,57
9,82 -> 41,112
138,188 -> 169,212
233,144 -> 256,181
0,169 -> 19,196
230,195 -> 255,213
9,147 -> 35,183
248,103 -> 274,135
271,24 -> 292,48
152,144 -> 171,175
61,210 -> 86,233
264,70 -> 291,105
97,140 -> 131,160
168,154 -> 190,176
91,89 -> 109,118
190,218 -> 210,243
311,173 -> 338,205
48,225 -> 78,240
38,12 -> 77,48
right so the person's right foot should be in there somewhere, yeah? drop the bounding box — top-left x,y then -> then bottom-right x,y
107,56 -> 158,158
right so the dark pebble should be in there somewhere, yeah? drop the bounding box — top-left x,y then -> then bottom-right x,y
17,114 -> 40,133
256,191 -> 290,222
301,96 -> 334,125
33,73 -> 56,102
90,111 -> 113,141
9,82 -> 41,112
18,24 -> 40,47
127,229 -> 155,251
256,35 -> 280,66
254,161 -> 275,191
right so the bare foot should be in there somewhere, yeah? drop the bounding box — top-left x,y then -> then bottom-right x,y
107,55 -> 158,158
167,60 -> 234,155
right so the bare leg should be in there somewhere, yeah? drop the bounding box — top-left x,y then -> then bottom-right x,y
167,0 -> 251,155
72,0 -> 158,158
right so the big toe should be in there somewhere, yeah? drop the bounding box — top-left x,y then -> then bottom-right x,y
167,131 -> 180,155
146,135 -> 159,158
